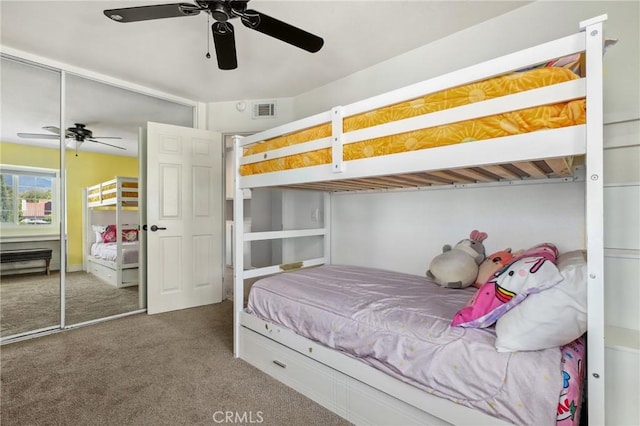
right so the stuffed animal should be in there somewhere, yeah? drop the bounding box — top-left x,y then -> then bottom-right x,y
474,248 -> 514,288
426,230 -> 488,288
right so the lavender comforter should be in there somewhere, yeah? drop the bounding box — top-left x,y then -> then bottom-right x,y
247,265 -> 563,425
90,242 -> 139,265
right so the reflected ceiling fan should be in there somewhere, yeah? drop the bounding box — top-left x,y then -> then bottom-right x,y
103,0 -> 324,70
18,123 -> 125,151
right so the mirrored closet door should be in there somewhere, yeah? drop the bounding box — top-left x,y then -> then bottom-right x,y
0,57 -> 62,338
63,74 -> 194,327
1,54 -> 195,341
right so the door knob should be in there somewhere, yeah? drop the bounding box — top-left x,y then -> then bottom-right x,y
150,225 -> 167,232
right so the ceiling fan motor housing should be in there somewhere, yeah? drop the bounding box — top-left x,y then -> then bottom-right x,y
209,3 -> 230,21
69,123 -> 93,141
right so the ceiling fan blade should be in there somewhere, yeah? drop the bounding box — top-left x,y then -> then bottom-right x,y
212,22 -> 238,70
87,139 -> 126,150
91,136 -> 123,140
241,10 -> 324,53
43,126 -> 75,138
42,126 -> 61,134
104,3 -> 200,23
17,133 -> 59,140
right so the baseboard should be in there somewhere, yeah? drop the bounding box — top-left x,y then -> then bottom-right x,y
67,264 -> 84,273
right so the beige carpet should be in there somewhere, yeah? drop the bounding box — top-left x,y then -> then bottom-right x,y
0,301 -> 350,426
1,271 -> 140,337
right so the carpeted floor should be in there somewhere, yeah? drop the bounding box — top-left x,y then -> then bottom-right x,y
1,271 -> 140,337
0,301 -> 350,426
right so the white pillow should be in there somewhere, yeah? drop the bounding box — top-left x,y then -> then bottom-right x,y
92,225 -> 107,243
494,250 -> 587,352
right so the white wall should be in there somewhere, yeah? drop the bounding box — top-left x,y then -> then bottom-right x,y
331,182 -> 585,276
207,97 -> 295,135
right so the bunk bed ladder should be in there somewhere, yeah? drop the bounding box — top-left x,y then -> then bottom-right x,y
232,135 -> 332,356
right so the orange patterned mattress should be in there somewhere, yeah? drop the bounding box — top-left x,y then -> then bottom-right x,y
87,181 -> 138,204
240,67 -> 585,176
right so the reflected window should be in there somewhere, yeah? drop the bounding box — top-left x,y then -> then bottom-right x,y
0,164 -> 59,232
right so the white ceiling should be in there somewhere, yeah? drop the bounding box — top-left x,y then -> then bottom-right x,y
1,1 -> 529,156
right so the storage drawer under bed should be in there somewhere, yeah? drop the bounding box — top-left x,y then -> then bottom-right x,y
87,258 -> 137,287
239,325 -> 447,426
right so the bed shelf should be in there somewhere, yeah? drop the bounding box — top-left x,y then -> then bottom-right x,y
606,326 -> 640,354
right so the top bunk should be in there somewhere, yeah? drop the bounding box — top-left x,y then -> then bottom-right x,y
234,16 -> 607,193
86,176 -> 139,208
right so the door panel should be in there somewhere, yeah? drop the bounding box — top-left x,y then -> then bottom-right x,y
147,122 -> 222,314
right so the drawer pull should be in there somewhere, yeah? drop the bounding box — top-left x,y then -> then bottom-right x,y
272,360 -> 286,369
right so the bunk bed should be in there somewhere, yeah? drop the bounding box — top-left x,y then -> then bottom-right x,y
84,176 -> 139,288
233,15 -> 607,426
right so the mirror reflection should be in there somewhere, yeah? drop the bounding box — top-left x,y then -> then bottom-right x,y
62,74 -> 194,327
1,57 -> 62,337
1,56 -> 194,339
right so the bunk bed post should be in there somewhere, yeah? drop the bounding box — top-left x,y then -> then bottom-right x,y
323,192 -> 331,264
580,14 -> 607,426
82,188 -> 88,274
115,178 -> 123,287
233,135 -> 245,358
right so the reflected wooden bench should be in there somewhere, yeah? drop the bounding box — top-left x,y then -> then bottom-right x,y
0,248 -> 53,275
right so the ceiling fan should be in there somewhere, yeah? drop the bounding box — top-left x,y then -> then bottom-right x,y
103,0 -> 324,70
17,123 -> 125,151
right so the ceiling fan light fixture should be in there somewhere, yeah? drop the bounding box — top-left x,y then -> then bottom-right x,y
209,3 -> 230,22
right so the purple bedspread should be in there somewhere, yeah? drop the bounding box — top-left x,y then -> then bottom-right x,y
90,242 -> 139,265
247,264 -> 563,425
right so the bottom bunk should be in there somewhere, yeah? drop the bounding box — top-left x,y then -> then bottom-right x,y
239,260 -> 587,426
87,242 -> 139,288
240,315 -> 477,426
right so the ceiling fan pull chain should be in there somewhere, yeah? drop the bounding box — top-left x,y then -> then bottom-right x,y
205,15 -> 211,59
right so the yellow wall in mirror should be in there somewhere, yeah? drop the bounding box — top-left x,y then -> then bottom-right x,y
0,142 -> 138,268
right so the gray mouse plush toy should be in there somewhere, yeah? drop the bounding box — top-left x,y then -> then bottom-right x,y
426,230 -> 488,288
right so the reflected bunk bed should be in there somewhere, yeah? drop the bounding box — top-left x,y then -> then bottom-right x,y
233,16 -> 607,426
84,176 -> 140,288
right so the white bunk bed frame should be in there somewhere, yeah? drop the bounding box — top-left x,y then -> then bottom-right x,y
233,16 -> 607,425
84,176 -> 139,288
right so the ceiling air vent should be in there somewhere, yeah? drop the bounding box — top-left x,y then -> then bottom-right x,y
252,101 -> 276,119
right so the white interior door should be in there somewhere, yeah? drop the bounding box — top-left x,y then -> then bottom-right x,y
146,122 -> 223,314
